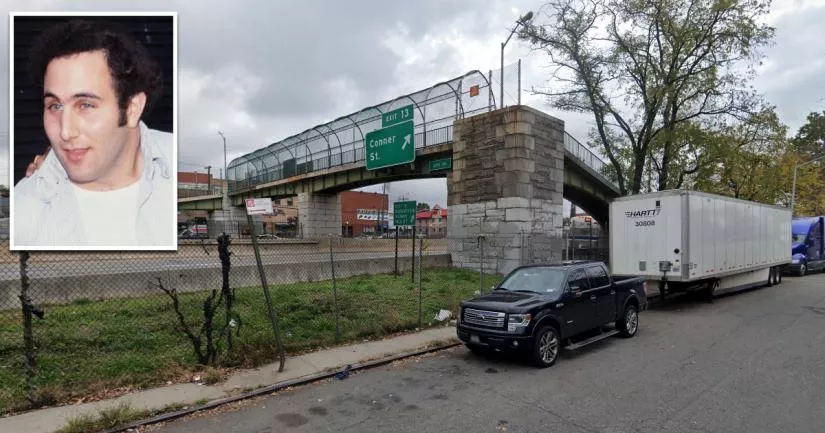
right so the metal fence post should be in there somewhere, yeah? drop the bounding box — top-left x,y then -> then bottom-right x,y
518,58 -> 522,105
329,236 -> 341,343
418,235 -> 423,330
18,251 -> 36,406
248,214 -> 286,372
479,235 -> 485,294
218,234 -> 234,350
411,225 -> 416,283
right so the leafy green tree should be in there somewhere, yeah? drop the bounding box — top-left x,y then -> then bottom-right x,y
791,111 -> 825,157
788,111 -> 825,215
518,0 -> 774,195
687,108 -> 789,205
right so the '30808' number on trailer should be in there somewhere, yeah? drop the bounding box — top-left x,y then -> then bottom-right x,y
635,220 -> 655,227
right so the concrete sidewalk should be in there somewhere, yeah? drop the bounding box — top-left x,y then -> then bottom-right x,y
0,325 -> 460,433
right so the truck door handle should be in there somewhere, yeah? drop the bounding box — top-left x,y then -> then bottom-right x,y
590,295 -> 597,301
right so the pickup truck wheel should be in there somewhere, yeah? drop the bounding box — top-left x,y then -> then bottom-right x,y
798,263 -> 807,277
531,326 -> 560,368
618,304 -> 639,338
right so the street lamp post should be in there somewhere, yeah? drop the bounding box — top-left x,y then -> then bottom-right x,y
500,11 -> 533,109
791,154 -> 825,216
217,131 -> 232,232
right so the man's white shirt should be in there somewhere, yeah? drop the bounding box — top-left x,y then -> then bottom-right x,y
71,180 -> 141,246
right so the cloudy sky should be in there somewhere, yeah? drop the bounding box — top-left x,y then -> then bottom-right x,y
2,0 -> 824,214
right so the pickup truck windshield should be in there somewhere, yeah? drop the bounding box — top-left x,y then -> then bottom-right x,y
497,267 -> 567,295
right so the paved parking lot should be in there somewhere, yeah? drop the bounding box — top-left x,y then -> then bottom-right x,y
154,272 -> 825,433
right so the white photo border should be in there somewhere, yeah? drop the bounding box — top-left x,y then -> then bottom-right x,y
8,11 -> 179,251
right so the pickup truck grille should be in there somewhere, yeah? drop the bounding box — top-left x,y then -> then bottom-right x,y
463,308 -> 506,328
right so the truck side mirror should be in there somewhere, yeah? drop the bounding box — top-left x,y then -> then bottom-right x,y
570,285 -> 582,297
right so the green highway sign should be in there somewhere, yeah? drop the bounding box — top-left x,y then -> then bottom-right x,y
393,200 -> 417,226
429,158 -> 452,171
382,104 -> 414,127
365,120 -> 415,170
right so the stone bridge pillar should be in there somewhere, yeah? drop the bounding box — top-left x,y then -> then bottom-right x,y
447,106 -> 565,276
298,192 -> 342,238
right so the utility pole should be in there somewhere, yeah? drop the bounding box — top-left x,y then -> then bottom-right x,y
205,165 -> 212,194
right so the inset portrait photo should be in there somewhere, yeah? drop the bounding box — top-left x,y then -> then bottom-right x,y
9,12 -> 178,250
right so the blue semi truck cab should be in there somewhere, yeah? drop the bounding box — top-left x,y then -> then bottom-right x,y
790,216 -> 825,276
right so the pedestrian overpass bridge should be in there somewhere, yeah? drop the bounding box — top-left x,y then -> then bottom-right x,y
179,71 -> 620,273
179,70 -> 619,223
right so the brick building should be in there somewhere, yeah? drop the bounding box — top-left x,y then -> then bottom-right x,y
416,204 -> 448,237
340,191 -> 389,237
264,197 -> 299,235
178,171 -> 222,198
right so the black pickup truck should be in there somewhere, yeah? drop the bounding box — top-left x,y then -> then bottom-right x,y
457,261 -> 647,368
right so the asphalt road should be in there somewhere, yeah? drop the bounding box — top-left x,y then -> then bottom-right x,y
0,250 -> 444,281
150,272 -> 825,433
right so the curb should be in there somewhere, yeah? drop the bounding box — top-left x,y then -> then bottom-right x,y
103,338 -> 463,433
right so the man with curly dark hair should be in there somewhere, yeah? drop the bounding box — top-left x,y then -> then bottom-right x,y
14,18 -> 174,248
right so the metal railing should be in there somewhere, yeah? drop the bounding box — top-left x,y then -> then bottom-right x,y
229,114 -> 472,192
231,121 -> 614,194
563,132 -> 618,189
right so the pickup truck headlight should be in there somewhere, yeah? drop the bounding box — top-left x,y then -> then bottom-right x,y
792,259 -> 800,264
507,313 -> 532,332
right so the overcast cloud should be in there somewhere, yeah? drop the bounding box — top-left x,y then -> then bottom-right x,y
2,0 -> 824,214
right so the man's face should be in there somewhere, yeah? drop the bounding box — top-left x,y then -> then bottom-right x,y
42,50 -> 134,188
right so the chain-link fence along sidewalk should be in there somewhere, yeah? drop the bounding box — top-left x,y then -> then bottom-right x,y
0,234 -> 608,416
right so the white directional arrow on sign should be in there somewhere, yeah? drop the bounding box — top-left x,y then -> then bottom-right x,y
402,134 -> 411,151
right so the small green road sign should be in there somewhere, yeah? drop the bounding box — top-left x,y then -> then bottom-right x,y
393,200 -> 417,226
429,158 -> 452,171
365,120 -> 415,170
382,104 -> 414,127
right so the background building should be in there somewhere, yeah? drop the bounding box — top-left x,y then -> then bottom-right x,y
416,204 -> 448,237
564,213 -> 603,257
340,191 -> 389,237
178,171 -> 222,198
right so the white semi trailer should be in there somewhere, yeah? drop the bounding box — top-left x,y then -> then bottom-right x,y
609,190 -> 791,301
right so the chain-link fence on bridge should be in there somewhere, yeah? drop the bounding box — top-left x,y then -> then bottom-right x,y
0,234 -> 607,416
489,59 -> 524,109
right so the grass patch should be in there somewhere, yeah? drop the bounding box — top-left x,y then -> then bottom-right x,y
0,267 -> 501,415
56,403 -> 142,433
55,402 -> 188,433
202,367 -> 224,385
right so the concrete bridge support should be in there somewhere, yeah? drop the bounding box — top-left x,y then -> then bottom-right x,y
447,106 -> 566,276
298,192 -> 342,238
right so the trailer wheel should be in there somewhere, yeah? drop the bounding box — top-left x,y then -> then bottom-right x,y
777,269 -> 783,284
706,280 -> 719,303
767,268 -> 775,287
